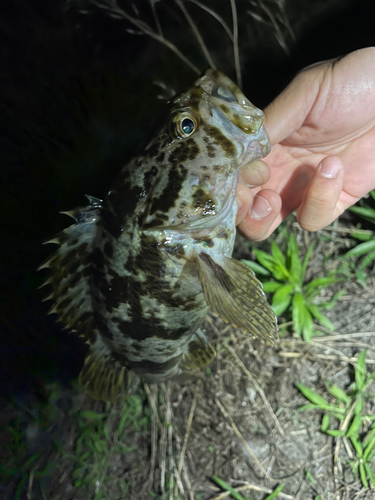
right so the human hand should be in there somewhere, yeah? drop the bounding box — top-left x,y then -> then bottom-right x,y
236,47 -> 375,240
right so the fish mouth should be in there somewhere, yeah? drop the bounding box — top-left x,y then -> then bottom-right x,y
195,69 -> 270,157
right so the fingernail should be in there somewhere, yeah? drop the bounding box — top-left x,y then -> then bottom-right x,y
250,195 -> 272,220
319,159 -> 342,179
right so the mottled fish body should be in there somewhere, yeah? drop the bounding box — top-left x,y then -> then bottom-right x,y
42,70 -> 277,401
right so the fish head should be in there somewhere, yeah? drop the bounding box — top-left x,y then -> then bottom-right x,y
172,69 -> 270,163
121,70 -> 271,230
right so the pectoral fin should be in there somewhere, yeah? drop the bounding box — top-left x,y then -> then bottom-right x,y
196,253 -> 277,344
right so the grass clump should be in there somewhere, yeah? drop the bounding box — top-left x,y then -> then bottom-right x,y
297,351 -> 375,488
243,233 -> 343,341
212,475 -> 285,499
343,190 -> 375,284
55,391 -> 150,499
0,417 -> 55,500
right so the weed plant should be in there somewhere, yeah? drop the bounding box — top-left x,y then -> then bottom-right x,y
344,190 -> 375,283
0,417 -> 54,500
212,475 -> 285,499
55,392 -> 150,500
243,233 -> 343,341
297,351 -> 375,488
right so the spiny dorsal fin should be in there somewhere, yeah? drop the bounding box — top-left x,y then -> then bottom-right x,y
196,252 -> 277,344
39,198 -> 101,341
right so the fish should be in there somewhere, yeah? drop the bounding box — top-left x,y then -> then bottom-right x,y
41,69 -> 277,402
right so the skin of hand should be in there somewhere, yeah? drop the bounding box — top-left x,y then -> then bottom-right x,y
235,46 -> 375,241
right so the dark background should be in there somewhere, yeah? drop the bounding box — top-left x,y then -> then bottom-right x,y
0,0 -> 374,403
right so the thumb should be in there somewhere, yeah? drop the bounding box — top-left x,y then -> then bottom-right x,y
296,156 -> 345,231
264,65 -> 325,145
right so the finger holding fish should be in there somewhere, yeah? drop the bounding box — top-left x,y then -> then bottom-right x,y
235,159 -> 281,240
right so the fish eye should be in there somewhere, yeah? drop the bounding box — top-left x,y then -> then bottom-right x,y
181,118 -> 195,135
173,112 -> 198,139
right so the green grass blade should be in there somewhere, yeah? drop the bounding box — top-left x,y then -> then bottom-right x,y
321,414 -> 330,432
253,249 -> 276,273
14,474 -> 28,500
307,304 -> 335,331
287,234 -> 302,284
21,454 -> 39,471
298,404 -> 345,418
365,463 -> 375,486
345,240 -> 375,258
271,284 -> 293,317
296,383 -> 329,407
326,429 -> 345,437
301,306 -> 314,342
262,281 -> 284,293
359,462 -> 369,488
272,241 -> 287,269
363,423 -> 375,445
355,351 -> 367,390
346,414 -> 362,438
292,292 -> 304,335
241,259 -> 270,276
351,231 -> 373,242
350,435 -> 364,458
264,483 -> 285,499
349,205 -> 375,220
354,397 -> 363,416
318,290 -> 347,310
327,384 -> 351,404
212,476 -> 247,500
304,277 -> 343,299
358,249 -> 375,270
301,244 -> 315,280
363,435 -> 375,461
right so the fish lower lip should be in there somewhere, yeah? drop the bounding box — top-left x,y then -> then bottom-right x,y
248,140 -> 262,154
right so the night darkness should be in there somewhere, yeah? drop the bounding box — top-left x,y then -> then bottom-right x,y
0,0 -> 374,421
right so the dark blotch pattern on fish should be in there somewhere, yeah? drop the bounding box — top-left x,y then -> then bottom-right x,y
104,241 -> 113,258
149,164 -> 187,215
92,233 -> 199,342
131,354 -> 182,375
165,244 -> 186,259
169,139 -> 199,165
95,313 -> 115,341
192,188 -> 216,215
133,235 -> 197,312
101,182 -> 144,238
143,166 -> 159,191
203,136 -> 216,158
203,124 -> 236,159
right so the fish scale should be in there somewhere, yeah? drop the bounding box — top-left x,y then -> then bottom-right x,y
41,69 -> 278,402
